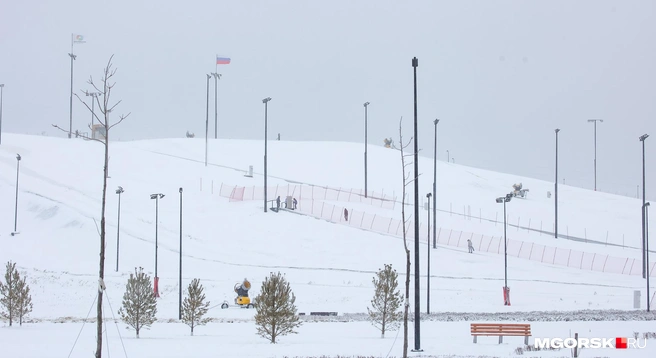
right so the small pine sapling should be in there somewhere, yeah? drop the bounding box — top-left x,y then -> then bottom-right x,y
118,267 -> 157,338
15,275 -> 32,326
368,264 -> 402,338
254,272 -> 302,343
0,261 -> 20,326
182,278 -> 211,336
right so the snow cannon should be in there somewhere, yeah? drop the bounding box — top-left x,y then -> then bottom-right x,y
233,278 -> 254,307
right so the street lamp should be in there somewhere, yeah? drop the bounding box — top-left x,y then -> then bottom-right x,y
587,119 -> 603,191
446,150 -> 450,163
496,193 -> 513,305
11,154 -> 21,236
433,119 -> 439,249
555,129 -> 560,239
263,97 -> 272,213
150,193 -> 165,297
426,192 -> 432,314
211,73 -> 221,139
115,186 -> 124,272
410,56 -> 422,353
0,83 -> 5,145
179,187 -> 183,320
205,74 -> 211,167
645,202 -> 651,312
86,91 -> 101,132
641,134 -> 649,278
363,101 -> 370,198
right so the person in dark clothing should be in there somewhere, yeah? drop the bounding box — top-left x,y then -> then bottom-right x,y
344,208 -> 349,221
276,196 -> 281,210
467,239 -> 474,253
293,198 -> 298,210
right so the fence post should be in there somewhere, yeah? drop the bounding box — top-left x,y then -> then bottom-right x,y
360,211 -> 365,227
252,186 -> 255,200
567,249 -> 572,267
478,234 -> 484,250
497,236 -> 502,254
517,241 -> 524,258
387,218 -> 393,234
528,242 -> 534,260
371,214 -> 376,229
447,229 -> 453,245
219,182 -> 223,196
395,220 -> 402,236
552,249 -> 557,265
320,202 -> 325,217
330,205 -> 336,222
602,255 -> 609,272
579,253 -> 584,269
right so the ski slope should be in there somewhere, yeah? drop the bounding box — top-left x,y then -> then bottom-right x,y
0,134 -> 654,357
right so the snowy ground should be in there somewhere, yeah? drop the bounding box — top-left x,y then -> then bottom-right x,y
0,134 -> 654,357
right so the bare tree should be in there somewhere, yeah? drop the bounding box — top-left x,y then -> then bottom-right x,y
368,263 -> 402,338
52,55 -> 130,358
392,117 -> 414,358
182,278 -> 211,336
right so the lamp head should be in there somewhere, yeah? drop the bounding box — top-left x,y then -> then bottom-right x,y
646,202 -> 651,207
640,134 -> 649,141
426,193 -> 432,198
116,186 -> 124,194
364,102 -> 370,107
0,84 -> 4,88
555,128 -> 560,134
434,119 -> 439,125
262,97 -> 272,103
16,154 -> 21,161
179,187 -> 183,193
505,193 -> 513,201
496,197 -> 504,203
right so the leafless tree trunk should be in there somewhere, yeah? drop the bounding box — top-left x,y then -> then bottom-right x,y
53,55 -> 130,358
394,117 -> 414,358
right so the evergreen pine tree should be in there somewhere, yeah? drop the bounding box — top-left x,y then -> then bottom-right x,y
0,261 -> 20,326
254,272 -> 302,343
367,264 -> 402,338
118,267 -> 157,338
181,278 -> 211,336
15,275 -> 32,326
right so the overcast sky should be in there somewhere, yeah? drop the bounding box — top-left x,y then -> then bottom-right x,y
1,0 -> 654,199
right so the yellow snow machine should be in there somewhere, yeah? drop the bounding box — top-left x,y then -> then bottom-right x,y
220,278 -> 254,309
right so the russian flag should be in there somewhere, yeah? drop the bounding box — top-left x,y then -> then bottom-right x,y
216,56 -> 231,65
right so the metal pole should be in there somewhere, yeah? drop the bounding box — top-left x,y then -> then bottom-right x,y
263,98 -> 271,213
641,134 -> 649,278
155,196 -> 159,278
214,75 -> 218,139
447,150 -> 449,163
179,187 -> 183,320
594,121 -> 597,191
91,98 -> 95,130
0,84 -> 4,145
555,129 -> 560,239
411,56 -> 421,352
426,193 -> 431,314
116,190 -> 121,272
433,119 -> 438,249
205,74 -> 210,167
504,200 -> 508,293
364,102 -> 369,198
646,203 -> 650,312
14,155 -> 20,232
69,52 -> 75,139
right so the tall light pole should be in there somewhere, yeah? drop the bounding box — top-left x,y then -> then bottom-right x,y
641,134 -> 649,278
86,91 -> 101,133
115,186 -> 124,272
426,192 -> 431,314
496,193 -> 513,305
263,97 -> 272,213
0,83 -> 5,145
211,73 -> 221,139
363,101 -> 370,198
446,150 -> 450,163
555,129 -> 560,239
179,187 -> 183,320
645,202 -> 651,312
433,119 -> 439,249
205,74 -> 210,167
411,56 -> 422,353
11,154 -> 21,236
150,193 -> 165,297
587,119 -> 603,191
